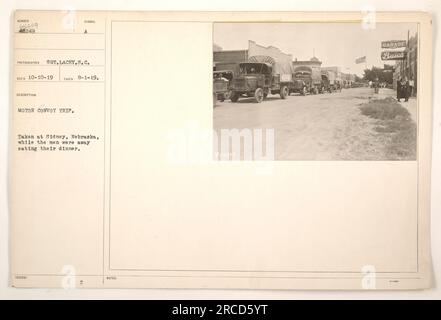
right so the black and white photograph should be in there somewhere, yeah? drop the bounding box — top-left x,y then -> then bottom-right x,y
213,23 -> 418,161
3,4 -> 437,298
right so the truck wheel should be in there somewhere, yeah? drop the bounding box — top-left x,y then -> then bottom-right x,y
230,91 -> 239,102
254,88 -> 264,103
280,86 -> 289,99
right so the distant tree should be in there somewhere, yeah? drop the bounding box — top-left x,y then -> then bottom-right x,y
363,66 -> 393,84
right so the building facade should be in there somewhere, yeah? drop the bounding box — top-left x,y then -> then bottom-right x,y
341,73 -> 356,87
393,33 -> 418,96
213,49 -> 248,75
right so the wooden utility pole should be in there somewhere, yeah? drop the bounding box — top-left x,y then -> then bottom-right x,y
406,29 -> 410,78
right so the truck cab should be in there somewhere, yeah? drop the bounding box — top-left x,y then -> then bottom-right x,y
321,73 -> 331,93
213,70 -> 233,104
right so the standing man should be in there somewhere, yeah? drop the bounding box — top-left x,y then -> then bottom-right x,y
403,77 -> 410,102
408,77 -> 415,97
397,77 -> 402,101
401,77 -> 409,102
373,77 -> 379,94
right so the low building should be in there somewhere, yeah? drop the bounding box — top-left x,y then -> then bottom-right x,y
213,41 -> 294,77
341,73 -> 356,87
213,49 -> 248,75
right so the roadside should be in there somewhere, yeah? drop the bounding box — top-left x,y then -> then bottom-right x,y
359,95 -> 416,160
375,88 -> 417,123
402,97 -> 417,123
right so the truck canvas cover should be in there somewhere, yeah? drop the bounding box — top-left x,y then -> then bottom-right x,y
247,40 -> 294,82
294,65 -> 322,84
322,70 -> 336,83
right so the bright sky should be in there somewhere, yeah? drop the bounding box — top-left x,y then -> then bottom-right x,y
214,23 -> 418,76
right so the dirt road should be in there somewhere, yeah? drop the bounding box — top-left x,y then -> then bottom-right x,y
214,87 -> 414,160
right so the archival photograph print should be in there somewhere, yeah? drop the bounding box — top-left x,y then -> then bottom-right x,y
213,23 -> 418,161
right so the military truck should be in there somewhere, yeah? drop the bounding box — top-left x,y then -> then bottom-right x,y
320,72 -> 332,93
292,65 -> 324,95
213,70 -> 233,105
321,69 -> 342,92
228,60 -> 293,103
228,41 -> 295,103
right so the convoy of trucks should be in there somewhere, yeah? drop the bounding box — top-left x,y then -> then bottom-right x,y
213,41 -> 350,104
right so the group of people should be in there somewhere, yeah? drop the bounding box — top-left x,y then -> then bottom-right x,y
369,79 -> 388,94
368,77 -> 415,103
369,80 -> 387,90
397,76 -> 415,102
